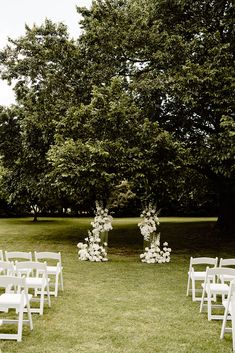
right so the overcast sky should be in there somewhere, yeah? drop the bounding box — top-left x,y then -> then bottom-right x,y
0,0 -> 92,106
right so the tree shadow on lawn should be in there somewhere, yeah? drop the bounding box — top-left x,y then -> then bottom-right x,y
7,218 -> 234,257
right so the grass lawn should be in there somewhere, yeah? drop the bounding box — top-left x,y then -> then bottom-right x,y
0,217 -> 234,353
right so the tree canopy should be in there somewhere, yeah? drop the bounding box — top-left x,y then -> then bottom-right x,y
0,0 -> 234,229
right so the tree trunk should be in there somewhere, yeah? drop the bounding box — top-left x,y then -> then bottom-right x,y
33,214 -> 38,222
217,186 -> 235,235
31,205 -> 38,222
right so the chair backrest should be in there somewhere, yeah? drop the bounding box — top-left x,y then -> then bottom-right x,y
219,258 -> 235,268
5,251 -> 32,262
0,275 -> 26,290
15,261 -> 48,278
191,257 -> 218,266
0,260 -> 15,275
35,251 -> 62,266
189,257 -> 218,274
205,266 -> 235,280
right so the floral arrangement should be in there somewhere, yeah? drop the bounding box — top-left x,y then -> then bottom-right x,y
138,206 -> 160,241
77,202 -> 113,262
140,235 -> 171,264
90,202 -> 113,235
138,204 -> 171,264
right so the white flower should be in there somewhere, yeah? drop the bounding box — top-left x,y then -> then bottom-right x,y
139,205 -> 171,264
77,202 -> 112,262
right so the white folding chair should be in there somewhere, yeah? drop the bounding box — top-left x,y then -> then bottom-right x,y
186,257 -> 218,301
0,276 -> 33,342
5,251 -> 33,275
16,261 -> 51,315
34,252 -> 63,297
200,267 -> 235,320
220,279 -> 235,351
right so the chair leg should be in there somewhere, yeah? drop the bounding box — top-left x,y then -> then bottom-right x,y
220,303 -> 229,339
207,291 -> 212,321
40,288 -> 45,315
232,302 -> 235,352
55,274 -> 59,297
186,275 -> 190,297
60,271 -> 64,291
46,284 -> 51,307
17,305 -> 24,342
200,286 -> 206,313
26,296 -> 33,330
192,279 -> 196,301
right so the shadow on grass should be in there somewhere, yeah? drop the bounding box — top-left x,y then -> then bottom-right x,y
1,217 -> 234,258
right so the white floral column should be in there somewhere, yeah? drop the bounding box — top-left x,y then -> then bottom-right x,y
77,202 -> 113,262
138,205 -> 171,264
91,204 -> 113,250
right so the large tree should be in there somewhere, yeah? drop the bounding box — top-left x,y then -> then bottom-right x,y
0,20 -> 88,218
47,77 -> 184,210
0,0 -> 234,227
77,0 -> 235,229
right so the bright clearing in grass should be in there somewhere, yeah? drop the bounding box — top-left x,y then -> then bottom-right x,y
0,217 -> 234,353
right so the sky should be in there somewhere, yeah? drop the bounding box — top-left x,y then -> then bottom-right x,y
0,0 -> 92,106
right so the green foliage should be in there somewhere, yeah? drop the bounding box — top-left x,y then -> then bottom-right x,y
77,0 -> 234,224
0,1 -> 234,222
48,77 -> 184,207
0,20 -> 89,215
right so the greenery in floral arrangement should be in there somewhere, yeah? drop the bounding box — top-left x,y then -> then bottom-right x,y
77,201 -> 113,262
138,205 -> 171,263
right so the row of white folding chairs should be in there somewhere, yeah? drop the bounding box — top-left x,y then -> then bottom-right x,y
186,257 -> 235,302
0,275 -> 33,342
0,260 -> 51,314
0,250 -> 63,297
186,256 -> 235,351
0,253 -> 64,342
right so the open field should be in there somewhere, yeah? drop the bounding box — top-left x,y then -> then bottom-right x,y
0,217 -> 234,353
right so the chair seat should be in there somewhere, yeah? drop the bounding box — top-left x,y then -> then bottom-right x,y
202,283 -> 229,294
25,277 -> 48,288
0,293 -> 32,308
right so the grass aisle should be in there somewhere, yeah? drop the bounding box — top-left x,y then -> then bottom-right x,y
0,217 -> 234,353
